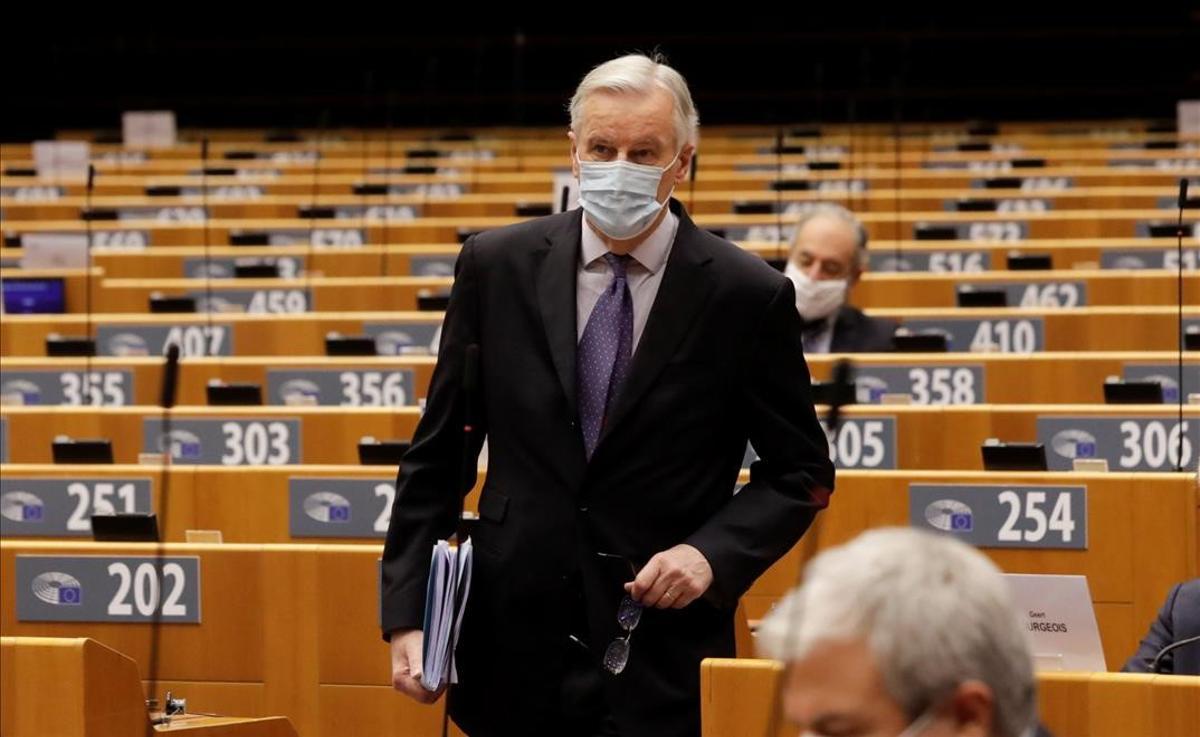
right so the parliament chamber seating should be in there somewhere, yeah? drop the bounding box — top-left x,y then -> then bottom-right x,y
2,119 -> 1197,737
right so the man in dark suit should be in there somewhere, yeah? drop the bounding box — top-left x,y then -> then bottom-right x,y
1123,578 -> 1200,675
381,53 -> 834,737
782,203 -> 897,353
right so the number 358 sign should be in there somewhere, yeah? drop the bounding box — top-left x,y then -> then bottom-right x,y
909,484 -> 1087,550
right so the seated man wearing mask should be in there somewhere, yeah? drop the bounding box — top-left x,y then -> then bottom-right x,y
759,527 -> 1050,737
783,203 -> 897,353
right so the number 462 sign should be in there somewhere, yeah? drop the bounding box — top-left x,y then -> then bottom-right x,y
909,484 -> 1087,550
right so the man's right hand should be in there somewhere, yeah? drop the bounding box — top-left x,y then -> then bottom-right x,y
389,628 -> 441,703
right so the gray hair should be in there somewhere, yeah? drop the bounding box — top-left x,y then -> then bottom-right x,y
789,202 -> 869,268
568,53 -> 700,150
758,528 -> 1037,737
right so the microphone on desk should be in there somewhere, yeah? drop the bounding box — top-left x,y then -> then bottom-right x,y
84,164 -> 97,375
381,90 -> 396,279
1174,178 -> 1187,471
306,111 -> 330,315
144,341 -> 181,731
1151,634 -> 1200,674
160,342 -> 181,410
890,73 -> 906,271
825,358 -> 855,439
774,127 -> 785,265
199,138 -> 215,352
687,149 -> 698,213
458,342 -> 481,541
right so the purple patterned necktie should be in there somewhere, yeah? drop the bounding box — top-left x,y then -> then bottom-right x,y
577,252 -> 634,458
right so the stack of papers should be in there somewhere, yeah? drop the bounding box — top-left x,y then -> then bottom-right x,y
420,538 -> 473,691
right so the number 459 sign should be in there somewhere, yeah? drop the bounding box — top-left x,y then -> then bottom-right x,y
909,484 -> 1087,550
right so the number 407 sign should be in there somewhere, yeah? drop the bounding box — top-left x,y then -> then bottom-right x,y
909,484 -> 1087,550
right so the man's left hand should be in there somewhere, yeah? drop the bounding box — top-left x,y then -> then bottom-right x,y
625,544 -> 713,609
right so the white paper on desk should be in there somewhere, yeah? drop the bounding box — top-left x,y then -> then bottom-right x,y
20,233 -> 89,269
32,141 -> 90,180
419,538 -> 473,691
123,111 -> 177,149
1179,101 -> 1200,135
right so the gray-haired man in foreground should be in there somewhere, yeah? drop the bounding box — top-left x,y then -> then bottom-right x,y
759,528 -> 1049,737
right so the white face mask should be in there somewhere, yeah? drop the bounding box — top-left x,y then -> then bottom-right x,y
799,703 -> 936,737
784,262 -> 847,322
575,150 -> 679,240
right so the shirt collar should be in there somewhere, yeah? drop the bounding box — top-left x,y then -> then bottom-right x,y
580,208 -> 678,273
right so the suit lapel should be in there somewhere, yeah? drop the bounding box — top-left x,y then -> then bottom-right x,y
596,201 -> 715,450
535,208 -> 584,415
827,306 -> 854,353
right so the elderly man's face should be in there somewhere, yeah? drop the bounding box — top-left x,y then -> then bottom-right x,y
569,86 -> 693,205
789,215 -> 862,284
781,638 -> 993,737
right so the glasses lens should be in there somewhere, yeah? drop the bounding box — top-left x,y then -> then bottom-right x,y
603,637 -> 631,674
617,594 -> 642,631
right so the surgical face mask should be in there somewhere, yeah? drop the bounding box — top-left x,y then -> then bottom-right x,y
784,262 -> 847,322
799,703 -> 936,737
895,708 -> 937,737
576,150 -> 679,240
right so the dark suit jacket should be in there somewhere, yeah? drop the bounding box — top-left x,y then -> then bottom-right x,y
381,200 -> 835,737
828,304 -> 898,353
1122,578 -> 1200,675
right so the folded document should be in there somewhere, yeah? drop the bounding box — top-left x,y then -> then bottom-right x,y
420,538 -> 473,691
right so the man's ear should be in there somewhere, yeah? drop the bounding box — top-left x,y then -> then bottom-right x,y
944,680 -> 995,737
848,263 -> 864,288
568,130 -> 580,178
675,143 -> 696,185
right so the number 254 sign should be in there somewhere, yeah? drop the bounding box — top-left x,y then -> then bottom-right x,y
909,484 -> 1087,550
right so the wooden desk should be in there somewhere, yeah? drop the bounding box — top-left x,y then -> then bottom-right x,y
5,307 -> 1196,357
0,542 -> 457,737
1,184 -> 1184,221
1,466 -> 1193,674
1,351 -> 1193,406
2,208 -> 1194,245
0,636 -> 297,736
699,658 -> 1200,737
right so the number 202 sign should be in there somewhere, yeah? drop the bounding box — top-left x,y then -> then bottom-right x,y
16,555 -> 201,623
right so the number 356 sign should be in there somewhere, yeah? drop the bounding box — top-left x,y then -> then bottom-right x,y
909,484 -> 1087,550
